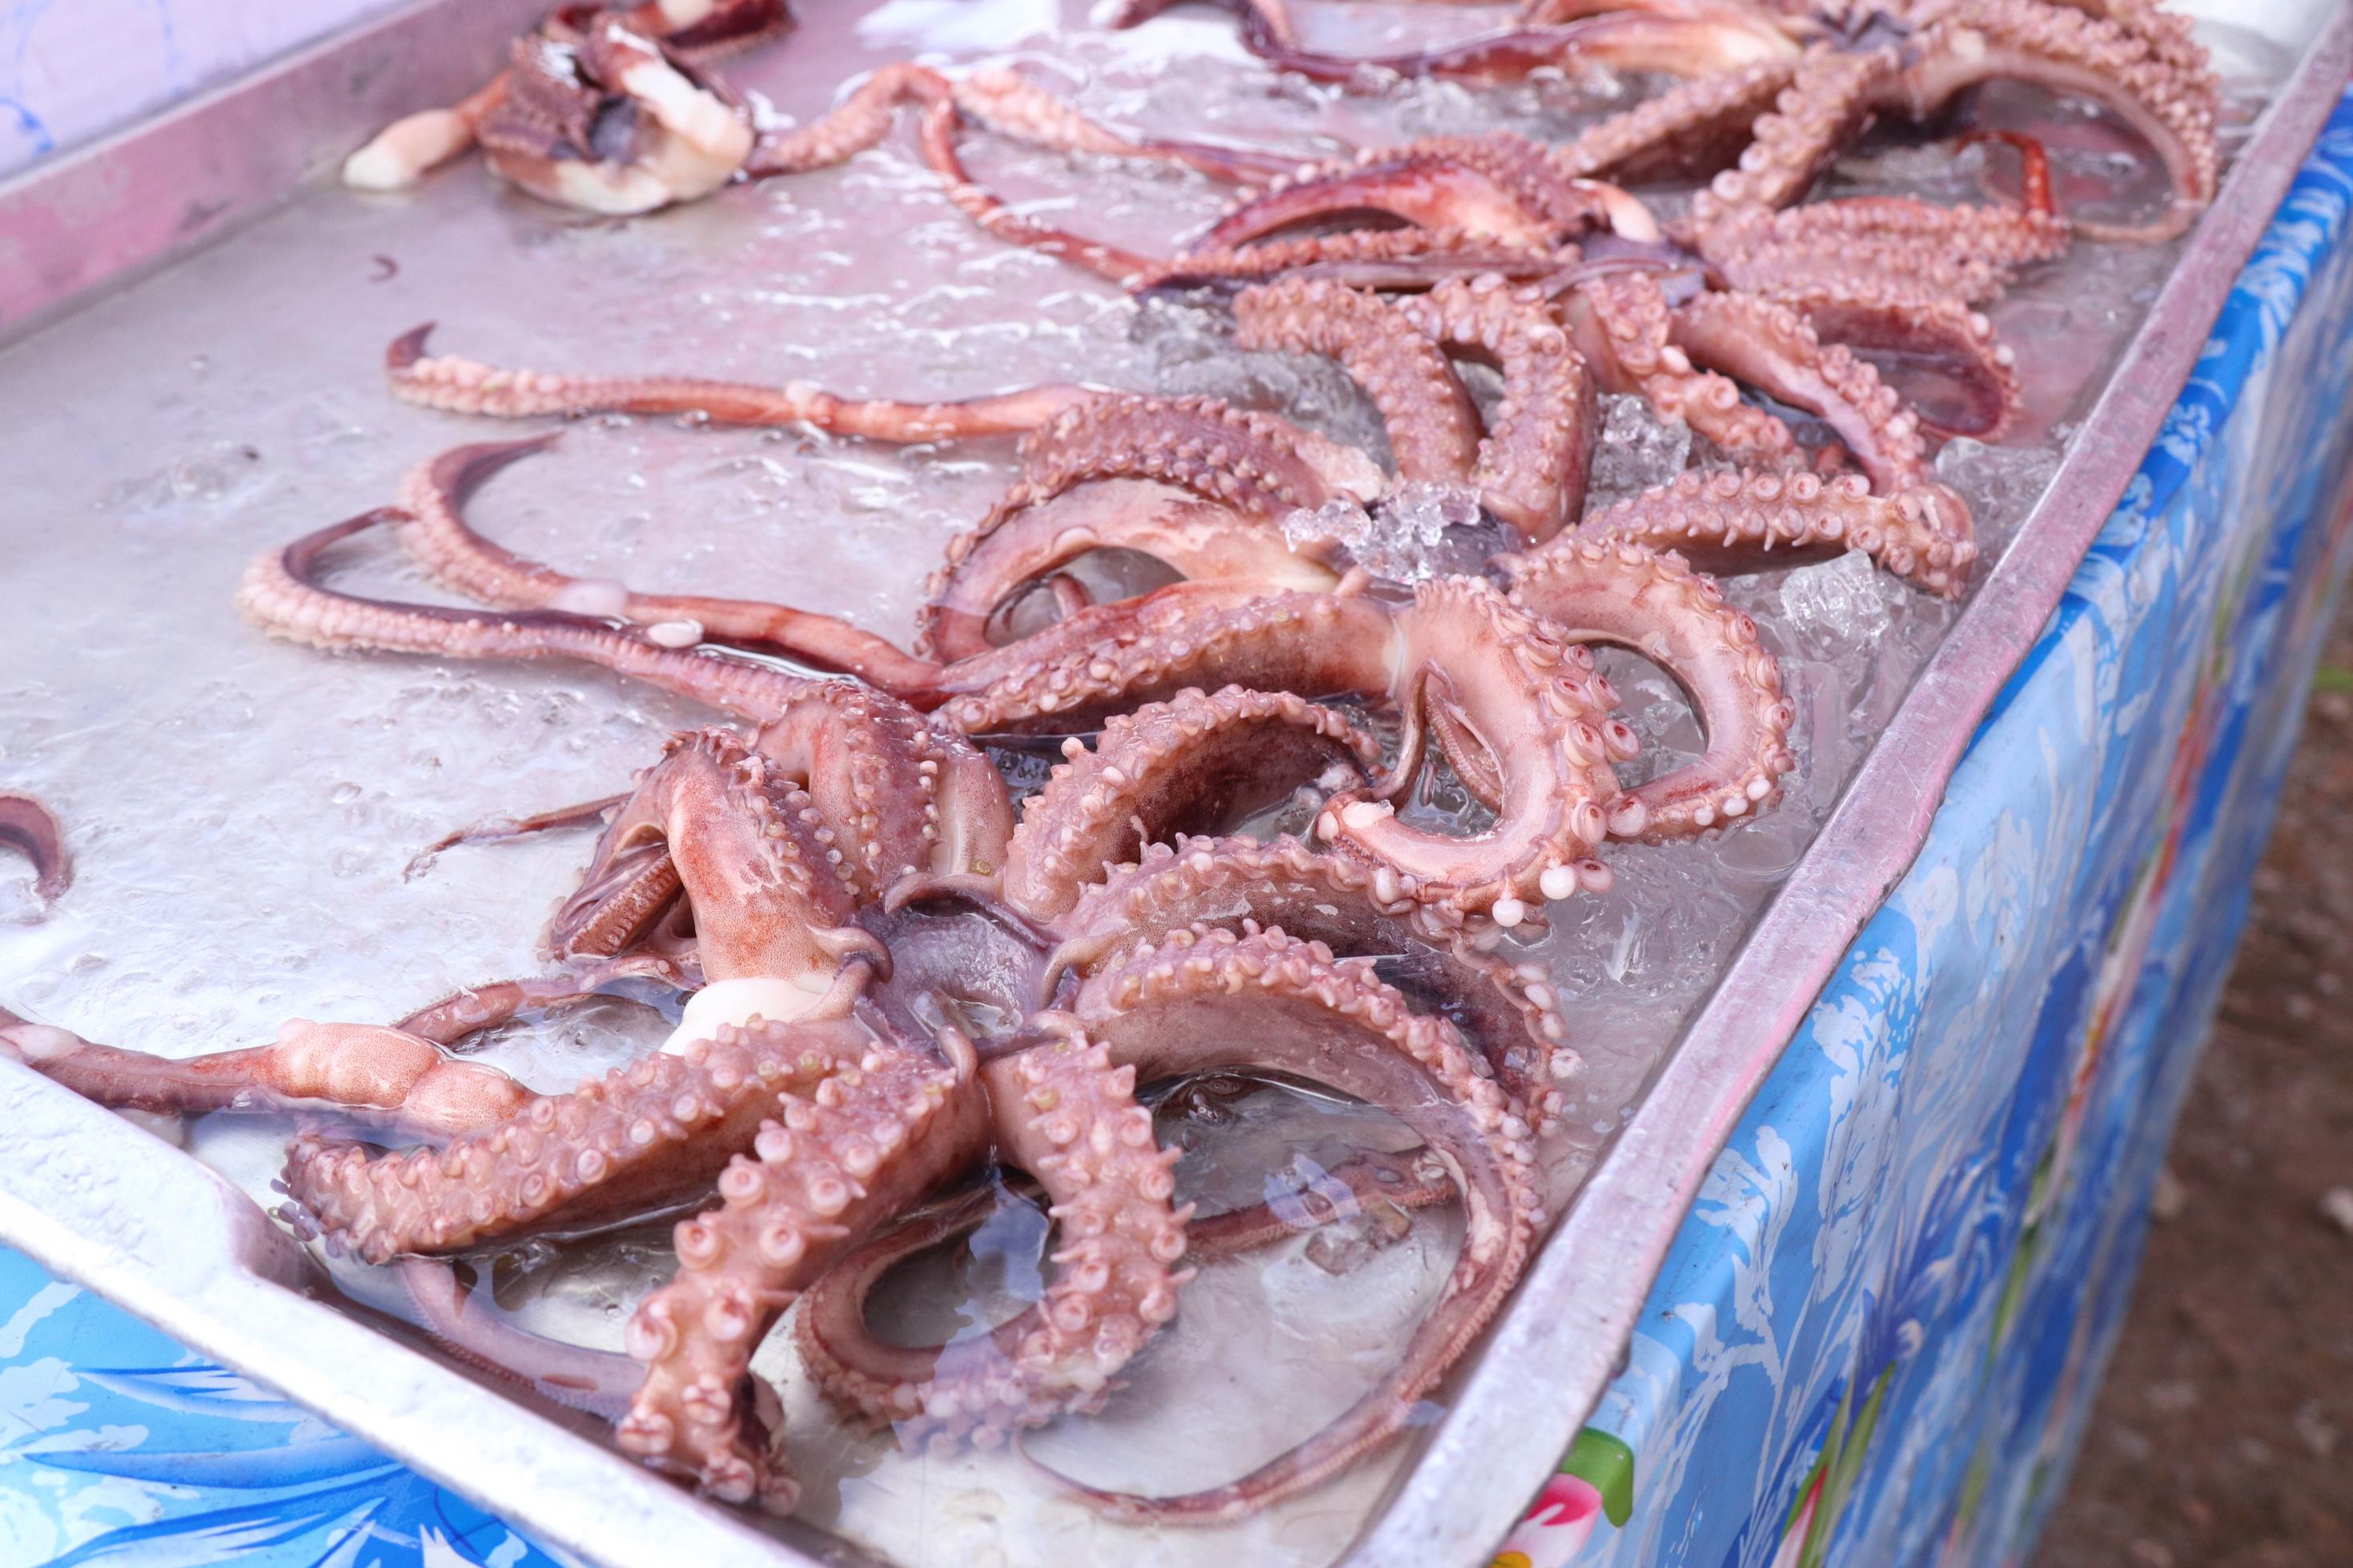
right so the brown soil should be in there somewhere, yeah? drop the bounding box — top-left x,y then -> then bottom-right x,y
2035,612 -> 2353,1567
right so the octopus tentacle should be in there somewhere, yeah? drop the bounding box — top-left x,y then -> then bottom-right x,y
745,60 -> 948,175
797,1022 -> 1187,1446
1562,272 -> 1801,469
1548,55 -> 1800,184
936,580 -> 1403,733
397,1258 -> 643,1419
1313,576 -> 1636,921
1665,287 -> 1970,531
1397,276 -> 1597,541
1577,466 -> 1974,596
1199,135 -> 1620,254
1688,44 -> 1898,227
1001,687 -> 1380,922
235,510 -> 914,713
386,326 -> 1100,437
1784,290 -> 2022,439
1138,228 -> 1557,293
0,793 -> 70,904
1892,2 -> 2218,242
918,395 -> 1376,661
1231,14 -> 1799,87
1183,1143 -> 1458,1259
1499,536 -> 1797,838
0,1009 -> 531,1141
950,66 -> 1303,184
282,1005 -> 880,1265
915,98 -> 1158,284
1036,924 -> 1537,1522
1231,278 -> 1484,487
1042,834 -> 1580,1118
616,1022 -> 982,1510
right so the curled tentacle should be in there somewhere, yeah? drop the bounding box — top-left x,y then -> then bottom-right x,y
1312,576 -> 1634,922
616,1022 -> 984,1510
1032,924 -> 1538,1522
1889,1 -> 2219,243
0,794 -> 70,904
1397,277 -> 1597,542
1562,272 -> 1801,470
797,1023 -> 1186,1446
1198,135 -> 1620,255
1664,289 -> 1974,543
1002,687 -> 1380,922
1500,536 -> 1797,838
1042,834 -> 1580,1120
550,727 -> 881,989
1231,278 -> 1484,487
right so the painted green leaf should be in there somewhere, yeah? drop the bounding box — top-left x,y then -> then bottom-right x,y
1564,1427 -> 1636,1528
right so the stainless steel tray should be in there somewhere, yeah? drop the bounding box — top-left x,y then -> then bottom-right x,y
3,4 -> 2349,1566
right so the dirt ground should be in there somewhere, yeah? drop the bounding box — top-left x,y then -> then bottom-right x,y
2035,617 -> 2353,1566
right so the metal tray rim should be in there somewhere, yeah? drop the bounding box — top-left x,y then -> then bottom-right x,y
2,9 -> 2347,1566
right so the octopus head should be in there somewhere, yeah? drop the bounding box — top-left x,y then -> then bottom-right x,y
480,12 -> 755,215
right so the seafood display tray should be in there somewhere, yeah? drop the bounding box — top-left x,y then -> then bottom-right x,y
3,4 -> 2351,1566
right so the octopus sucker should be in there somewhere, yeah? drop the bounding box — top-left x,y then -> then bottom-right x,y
387,324 -> 1103,437
0,793 -> 70,904
1026,924 -> 1537,1522
1002,687 -> 1381,922
1500,535 -> 1797,838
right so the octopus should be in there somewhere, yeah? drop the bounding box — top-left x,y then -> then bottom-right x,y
287,261 -> 1850,914
1124,0 -> 2217,239
344,5 -> 1293,215
2,668 -> 1566,1521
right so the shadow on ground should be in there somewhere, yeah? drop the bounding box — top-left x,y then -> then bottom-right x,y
2037,619 -> 2353,1566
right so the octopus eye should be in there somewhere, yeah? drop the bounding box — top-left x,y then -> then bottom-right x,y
588,96 -> 641,165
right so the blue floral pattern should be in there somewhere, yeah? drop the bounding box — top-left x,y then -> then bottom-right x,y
10,87 -> 2353,1568
1507,91 -> 2353,1568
